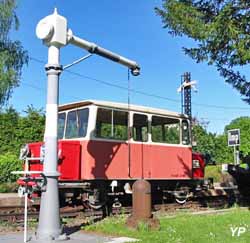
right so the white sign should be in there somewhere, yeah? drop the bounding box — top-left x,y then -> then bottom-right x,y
228,129 -> 240,146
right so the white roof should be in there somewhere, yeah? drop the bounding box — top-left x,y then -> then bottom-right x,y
59,100 -> 188,118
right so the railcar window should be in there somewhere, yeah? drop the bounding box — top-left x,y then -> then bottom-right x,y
58,113 -> 66,139
78,109 -> 89,137
65,108 -> 89,139
151,116 -> 180,144
182,120 -> 190,145
96,108 -> 128,140
133,114 -> 148,142
65,111 -> 78,138
96,109 -> 112,138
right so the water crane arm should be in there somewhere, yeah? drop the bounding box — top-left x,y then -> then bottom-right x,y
69,34 -> 140,76
35,8 -> 140,75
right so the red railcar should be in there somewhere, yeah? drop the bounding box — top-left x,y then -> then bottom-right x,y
19,100 -> 206,206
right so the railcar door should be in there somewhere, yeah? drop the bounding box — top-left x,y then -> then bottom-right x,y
83,107 -> 129,179
130,113 -> 148,178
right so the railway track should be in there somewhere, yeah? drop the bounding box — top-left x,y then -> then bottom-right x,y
0,205 -> 105,223
0,193 -> 240,224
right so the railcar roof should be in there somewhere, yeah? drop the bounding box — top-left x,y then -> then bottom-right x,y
59,100 -> 188,118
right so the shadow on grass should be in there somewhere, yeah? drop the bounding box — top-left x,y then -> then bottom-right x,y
62,216 -> 103,236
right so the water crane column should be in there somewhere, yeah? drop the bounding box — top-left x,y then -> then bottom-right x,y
35,9 -> 140,241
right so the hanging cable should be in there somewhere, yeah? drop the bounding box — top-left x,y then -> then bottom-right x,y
29,56 -> 250,111
127,68 -> 131,178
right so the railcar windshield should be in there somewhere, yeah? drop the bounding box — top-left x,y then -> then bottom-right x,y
182,120 -> 190,145
58,108 -> 89,139
58,112 -> 66,139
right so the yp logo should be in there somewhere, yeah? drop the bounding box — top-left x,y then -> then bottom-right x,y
230,227 -> 247,237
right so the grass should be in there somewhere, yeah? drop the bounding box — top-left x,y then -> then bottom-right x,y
0,182 -> 18,193
205,165 -> 223,182
84,209 -> 250,243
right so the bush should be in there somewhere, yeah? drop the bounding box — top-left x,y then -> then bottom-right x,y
0,152 -> 22,183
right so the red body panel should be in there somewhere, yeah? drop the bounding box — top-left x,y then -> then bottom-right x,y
80,140 -> 192,180
81,140 -> 129,179
27,141 -> 81,180
26,140 -> 195,181
29,142 -> 43,174
192,153 -> 205,179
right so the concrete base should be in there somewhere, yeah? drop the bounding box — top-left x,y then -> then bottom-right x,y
0,231 -> 140,243
0,232 -> 108,243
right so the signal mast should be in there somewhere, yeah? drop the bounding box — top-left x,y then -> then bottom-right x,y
177,72 -> 197,119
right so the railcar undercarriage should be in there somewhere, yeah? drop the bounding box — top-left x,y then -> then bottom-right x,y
42,179 -> 213,208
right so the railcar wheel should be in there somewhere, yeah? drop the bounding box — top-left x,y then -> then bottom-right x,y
86,188 -> 108,210
174,188 -> 189,205
88,201 -> 106,210
175,195 -> 188,204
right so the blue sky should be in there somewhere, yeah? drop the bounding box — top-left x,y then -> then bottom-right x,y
9,0 -> 249,134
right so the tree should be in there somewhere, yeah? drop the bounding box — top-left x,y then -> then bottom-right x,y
213,134 -> 233,163
191,118 -> 234,163
17,105 -> 45,148
0,0 -> 28,107
0,106 -> 45,155
192,122 -> 217,160
0,106 -> 19,154
155,1 -> 250,103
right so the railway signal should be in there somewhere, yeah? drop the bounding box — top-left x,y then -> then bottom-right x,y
177,72 -> 197,118
228,129 -> 240,165
35,8 -> 140,241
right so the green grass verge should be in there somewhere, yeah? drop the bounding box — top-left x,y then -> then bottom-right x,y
205,165 -> 222,182
0,182 -> 18,193
84,209 -> 250,243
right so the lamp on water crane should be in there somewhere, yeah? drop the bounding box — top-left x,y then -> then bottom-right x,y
35,8 -> 140,242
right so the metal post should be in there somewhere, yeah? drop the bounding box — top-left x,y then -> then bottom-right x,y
234,145 -> 236,165
24,159 -> 29,243
24,188 -> 28,243
36,46 -> 63,241
234,145 -> 240,165
236,149 -> 240,165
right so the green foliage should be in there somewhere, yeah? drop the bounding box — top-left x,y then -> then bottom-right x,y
192,123 -> 216,159
192,121 -> 233,164
0,0 -> 28,107
0,152 -> 21,183
17,105 -> 45,147
0,106 -> 45,155
192,117 -> 250,163
214,134 -> 233,163
0,106 -> 44,190
156,1 -> 250,103
0,106 -> 19,154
